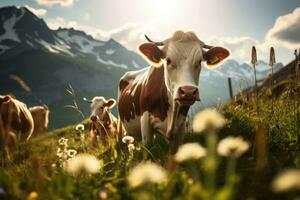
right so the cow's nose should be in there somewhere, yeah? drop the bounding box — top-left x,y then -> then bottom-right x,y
90,115 -> 98,122
177,86 -> 199,101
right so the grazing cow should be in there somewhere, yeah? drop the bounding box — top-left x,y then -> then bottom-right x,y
118,31 -> 229,145
29,105 -> 50,135
0,95 -> 34,144
84,96 -> 118,145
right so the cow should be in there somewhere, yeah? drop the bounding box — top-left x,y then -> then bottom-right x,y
0,94 -> 34,158
84,96 -> 118,145
29,105 -> 50,135
118,31 -> 229,146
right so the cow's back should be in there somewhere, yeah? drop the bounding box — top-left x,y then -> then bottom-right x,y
0,96 -> 34,141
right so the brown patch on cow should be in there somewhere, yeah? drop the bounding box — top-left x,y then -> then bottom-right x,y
0,95 -> 34,150
118,67 -> 170,122
119,79 -> 129,93
89,108 -> 118,147
30,106 -> 50,135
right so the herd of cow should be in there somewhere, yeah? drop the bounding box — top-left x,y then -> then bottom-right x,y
0,31 -> 229,152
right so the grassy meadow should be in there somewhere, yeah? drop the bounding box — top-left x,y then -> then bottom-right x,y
0,78 -> 299,200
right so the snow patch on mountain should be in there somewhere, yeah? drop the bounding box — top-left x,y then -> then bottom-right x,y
57,30 -> 104,54
97,56 -> 128,69
0,8 -> 25,43
105,49 -> 115,55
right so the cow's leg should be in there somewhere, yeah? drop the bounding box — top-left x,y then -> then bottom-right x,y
140,112 -> 154,145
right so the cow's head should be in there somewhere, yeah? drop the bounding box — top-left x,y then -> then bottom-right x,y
84,96 -> 116,123
139,31 -> 230,106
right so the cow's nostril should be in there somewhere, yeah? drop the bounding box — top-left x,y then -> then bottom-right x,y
178,87 -> 185,96
192,88 -> 198,95
90,115 -> 98,122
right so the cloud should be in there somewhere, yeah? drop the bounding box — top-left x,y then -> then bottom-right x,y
83,13 -> 90,21
35,0 -> 74,7
93,22 -> 155,51
266,7 -> 300,49
47,17 -> 78,30
24,5 -> 47,16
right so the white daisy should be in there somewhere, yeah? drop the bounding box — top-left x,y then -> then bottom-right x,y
58,137 -> 68,146
174,143 -> 207,162
272,169 -> 300,193
217,136 -> 250,158
122,136 -> 135,144
193,108 -> 225,133
127,162 -> 167,188
75,124 -> 85,131
65,154 -> 103,174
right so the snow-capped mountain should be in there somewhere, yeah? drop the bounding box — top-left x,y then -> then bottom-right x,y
0,6 -> 146,70
189,59 -> 284,111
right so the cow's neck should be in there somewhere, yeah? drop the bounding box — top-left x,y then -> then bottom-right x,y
100,109 -> 112,127
166,90 -> 190,139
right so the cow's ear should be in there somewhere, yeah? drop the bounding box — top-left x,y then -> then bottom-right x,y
203,47 -> 230,68
139,43 -> 165,67
0,95 -> 11,104
105,99 -> 116,109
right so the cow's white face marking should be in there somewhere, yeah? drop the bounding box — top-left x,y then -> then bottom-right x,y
90,97 -> 116,121
90,97 -> 106,120
163,41 -> 202,101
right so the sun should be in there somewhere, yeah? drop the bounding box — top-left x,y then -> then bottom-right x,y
142,0 -> 180,22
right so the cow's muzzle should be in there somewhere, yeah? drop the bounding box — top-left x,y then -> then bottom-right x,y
90,115 -> 99,122
175,86 -> 200,105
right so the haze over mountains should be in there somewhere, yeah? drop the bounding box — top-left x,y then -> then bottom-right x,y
0,6 -> 284,129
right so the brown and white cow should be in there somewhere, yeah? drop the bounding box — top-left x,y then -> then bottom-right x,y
29,105 -> 50,135
84,96 -> 118,145
0,95 -> 34,144
118,31 -> 229,145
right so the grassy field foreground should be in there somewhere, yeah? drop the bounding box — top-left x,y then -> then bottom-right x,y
0,79 -> 300,200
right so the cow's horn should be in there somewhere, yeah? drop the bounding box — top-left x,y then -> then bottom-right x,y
43,104 -> 49,110
203,44 -> 213,49
145,35 -> 164,46
83,97 -> 92,103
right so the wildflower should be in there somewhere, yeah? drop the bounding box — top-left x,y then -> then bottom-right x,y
98,188 -> 109,200
58,137 -> 68,146
193,108 -> 225,133
127,162 -> 167,188
217,136 -> 250,158
27,191 -> 38,200
67,149 -> 77,158
75,124 -> 85,131
272,169 -> 300,193
56,147 -> 63,158
122,136 -> 135,144
65,154 -> 103,174
128,144 -> 135,152
174,143 -> 207,163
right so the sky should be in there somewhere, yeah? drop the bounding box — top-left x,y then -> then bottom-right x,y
0,0 -> 300,64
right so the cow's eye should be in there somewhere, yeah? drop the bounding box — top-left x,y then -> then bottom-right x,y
166,58 -> 171,65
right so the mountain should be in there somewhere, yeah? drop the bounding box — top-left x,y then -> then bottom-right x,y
189,59 -> 284,113
0,6 -> 146,129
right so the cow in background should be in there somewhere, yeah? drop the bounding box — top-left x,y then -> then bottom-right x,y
29,105 -> 50,135
84,96 -> 118,146
118,31 -> 230,147
0,95 -> 34,158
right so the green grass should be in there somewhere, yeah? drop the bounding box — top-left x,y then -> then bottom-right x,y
0,79 -> 299,200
